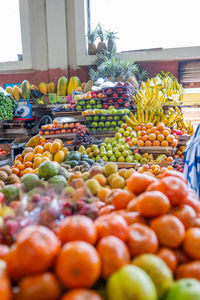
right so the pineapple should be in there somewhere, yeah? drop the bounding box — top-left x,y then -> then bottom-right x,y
96,24 -> 107,53
87,30 -> 97,55
83,80 -> 94,92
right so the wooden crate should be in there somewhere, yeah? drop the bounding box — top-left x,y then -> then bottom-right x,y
0,144 -> 11,162
116,162 -> 140,169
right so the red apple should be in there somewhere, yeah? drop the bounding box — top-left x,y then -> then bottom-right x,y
121,123 -> 128,129
55,130 -> 61,134
126,137 -> 131,142
113,93 -> 118,98
122,93 -> 129,98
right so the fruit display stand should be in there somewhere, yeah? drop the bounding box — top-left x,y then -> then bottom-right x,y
138,146 -> 176,156
116,162 -> 140,169
0,143 -> 11,167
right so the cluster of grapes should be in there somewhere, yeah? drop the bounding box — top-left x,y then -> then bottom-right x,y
70,125 -> 93,148
0,187 -> 99,245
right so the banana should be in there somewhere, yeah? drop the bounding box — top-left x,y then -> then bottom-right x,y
131,114 -> 140,125
144,110 -> 149,123
140,109 -> 144,123
137,110 -> 141,123
126,116 -> 138,127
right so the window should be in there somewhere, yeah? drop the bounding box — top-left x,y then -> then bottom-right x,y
0,0 -> 22,62
89,0 -> 200,52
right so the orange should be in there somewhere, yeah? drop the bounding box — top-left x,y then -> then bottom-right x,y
136,191 -> 170,218
146,123 -> 153,129
0,260 -> 12,300
157,123 -> 165,131
154,130 -> 161,136
157,134 -> 164,142
183,227 -> 200,259
137,140 -> 144,147
15,225 -> 60,275
127,223 -> 158,257
171,204 -> 196,229
97,236 -> 130,279
166,134 -> 174,143
99,205 -> 115,216
97,187 -> 110,202
144,140 -> 152,146
13,272 -> 61,300
162,129 -> 170,137
94,214 -> 129,242
109,189 -> 134,210
0,245 -> 9,260
149,133 -> 156,141
55,241 -> 101,288
61,289 -> 103,300
5,244 -> 25,282
167,156 -> 173,162
153,140 -> 160,146
174,249 -> 189,265
58,215 -> 97,245
126,172 -> 158,195
157,248 -> 177,274
135,126 -> 141,132
15,154 -> 23,162
140,130 -> 147,136
150,215 -> 185,249
176,261 -> 200,281
161,140 -> 169,147
150,127 -> 157,133
142,135 -> 149,142
114,211 -> 146,225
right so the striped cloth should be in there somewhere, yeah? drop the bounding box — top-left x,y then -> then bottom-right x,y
184,124 -> 200,198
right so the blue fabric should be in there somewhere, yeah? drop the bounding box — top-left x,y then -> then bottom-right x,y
184,124 -> 200,198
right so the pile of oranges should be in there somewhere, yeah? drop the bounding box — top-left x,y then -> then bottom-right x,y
136,122 -> 179,148
137,164 -> 174,177
0,170 -> 200,299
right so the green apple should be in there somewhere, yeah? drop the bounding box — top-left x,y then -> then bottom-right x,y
86,116 -> 92,121
93,116 -> 99,121
117,110 -> 123,115
122,150 -> 129,158
105,121 -> 111,127
128,150 -> 133,155
110,155 -> 117,162
112,141 -> 117,147
126,155 -> 134,162
100,116 -> 106,120
100,143 -> 106,148
140,157 -> 148,164
87,105 -> 92,109
114,116 -> 120,120
118,155 -> 125,162
115,126 -> 120,130
99,122 -> 104,127
97,104 -> 102,108
93,149 -> 100,156
100,151 -> 107,157
107,265 -> 157,300
123,131 -> 130,137
137,131 -> 142,136
97,127 -> 102,131
90,99 -> 96,104
126,126 -> 133,132
91,144 -> 98,151
107,116 -> 113,121
118,128 -> 124,134
115,133 -> 122,139
106,150 -> 113,158
111,121 -> 117,126
118,121 -> 123,125
131,131 -> 137,138
165,279 -> 200,300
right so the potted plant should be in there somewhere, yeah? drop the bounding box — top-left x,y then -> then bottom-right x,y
106,30 -> 118,53
87,30 -> 97,55
96,24 -> 107,53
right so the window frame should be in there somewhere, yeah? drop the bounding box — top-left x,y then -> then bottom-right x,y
74,0 -> 200,66
0,0 -> 32,73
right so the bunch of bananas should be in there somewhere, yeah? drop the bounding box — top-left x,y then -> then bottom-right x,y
126,109 -> 166,127
134,72 -> 184,108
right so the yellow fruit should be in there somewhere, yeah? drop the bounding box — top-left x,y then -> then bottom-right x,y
33,168 -> 38,174
22,147 -> 34,157
38,82 -> 48,94
0,206 -> 15,217
41,157 -> 50,163
54,150 -> 65,163
43,142 -> 52,152
26,135 -> 42,148
33,157 -> 42,169
33,145 -> 44,154
23,152 -> 34,163
23,168 -> 34,174
34,153 -> 43,159
55,139 -> 63,148
50,141 -> 61,154
43,151 -> 53,161
62,147 -> 69,157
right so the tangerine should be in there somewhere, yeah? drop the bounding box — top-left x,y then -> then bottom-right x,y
157,248 -> 177,274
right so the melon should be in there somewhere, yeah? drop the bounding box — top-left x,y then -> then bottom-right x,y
47,82 -> 56,93
21,80 -> 31,99
57,76 -> 68,96
67,76 -> 81,95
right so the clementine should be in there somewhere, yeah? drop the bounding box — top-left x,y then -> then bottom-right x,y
171,204 -> 196,229
97,236 -> 130,279
136,191 -> 170,217
157,248 -> 177,274
109,189 -> 134,210
150,215 -> 185,248
127,223 -> 158,257
61,289 -> 103,300
126,172 -> 158,195
58,215 -> 97,245
55,241 -> 101,288
94,214 -> 129,242
176,261 -> 200,281
183,227 -> 200,259
0,260 -> 12,300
